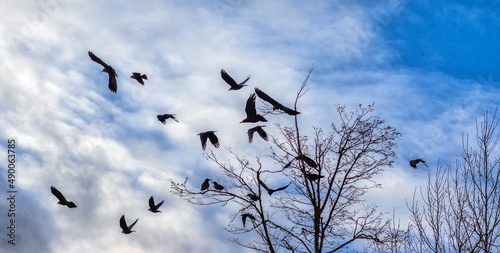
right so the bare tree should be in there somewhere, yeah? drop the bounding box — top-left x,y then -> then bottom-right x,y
169,68 -> 401,252
407,110 -> 500,252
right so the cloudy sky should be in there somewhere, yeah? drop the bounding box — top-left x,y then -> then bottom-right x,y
1,0 -> 499,252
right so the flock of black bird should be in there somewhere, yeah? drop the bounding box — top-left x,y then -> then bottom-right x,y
49,51 -> 430,234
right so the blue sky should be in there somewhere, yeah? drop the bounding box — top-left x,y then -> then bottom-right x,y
1,0 -> 499,252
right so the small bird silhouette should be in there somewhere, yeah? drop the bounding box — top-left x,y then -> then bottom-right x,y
130,72 -> 147,85
88,51 -> 118,93
212,181 -> 225,191
254,87 -> 300,115
241,93 -> 267,123
258,177 -> 290,196
221,69 -> 250,91
241,213 -> 256,227
50,186 -> 77,208
284,154 -> 317,168
410,158 -> 429,169
201,178 -> 211,191
157,114 -> 179,124
120,215 -> 139,234
198,131 -> 220,150
304,172 -> 324,181
247,193 -> 260,201
148,196 -> 164,213
248,125 -> 268,143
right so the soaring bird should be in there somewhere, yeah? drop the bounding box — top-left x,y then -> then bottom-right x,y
198,131 -> 220,150
50,186 -> 77,208
304,172 -> 324,181
212,181 -> 225,191
120,215 -> 139,234
254,88 -> 300,115
241,213 -> 256,227
157,114 -> 179,124
88,51 -> 118,93
284,154 -> 317,168
258,177 -> 290,196
247,193 -> 260,201
130,72 -> 147,85
410,158 -> 429,169
221,69 -> 250,91
201,178 -> 211,191
247,125 -> 268,143
241,93 -> 267,123
148,196 -> 164,213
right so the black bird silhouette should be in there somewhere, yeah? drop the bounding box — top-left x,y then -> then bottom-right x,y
221,69 -> 250,91
241,94 -> 267,123
50,186 -> 77,208
198,131 -> 220,150
242,213 -> 256,227
157,114 -> 179,124
247,193 -> 260,201
254,87 -> 300,115
258,177 -> 290,196
201,178 -> 211,191
248,125 -> 268,143
148,196 -> 164,213
130,72 -> 147,85
212,181 -> 225,191
88,51 -> 118,93
410,158 -> 429,169
284,154 -> 317,168
304,172 -> 324,181
120,215 -> 139,234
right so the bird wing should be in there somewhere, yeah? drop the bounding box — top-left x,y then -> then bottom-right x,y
242,214 -> 248,227
247,127 -> 256,143
274,182 -> 291,192
255,88 -> 299,115
120,215 -> 128,231
149,196 -> 156,210
257,173 -> 270,192
245,94 -> 258,118
221,69 -> 239,88
108,69 -> 118,93
419,159 -> 429,167
256,126 -> 268,141
88,51 -> 109,68
168,114 -> 179,122
255,88 -> 281,108
157,115 -> 167,124
199,132 -> 208,150
50,186 -> 67,202
208,132 -> 220,148
128,218 -> 139,230
155,200 -> 165,209
238,75 -> 251,86
298,155 -> 317,168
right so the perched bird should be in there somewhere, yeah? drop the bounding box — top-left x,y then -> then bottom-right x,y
148,196 -> 164,213
198,131 -> 220,150
157,114 -> 179,124
304,172 -> 324,181
212,181 -> 225,191
247,193 -> 260,201
241,93 -> 267,123
254,87 -> 300,115
50,186 -> 77,208
201,178 -> 211,191
221,69 -> 250,91
241,213 -> 256,227
120,215 -> 139,234
258,177 -> 290,196
88,51 -> 118,93
130,72 -> 147,85
284,154 -> 317,168
410,158 -> 429,169
247,125 -> 268,143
